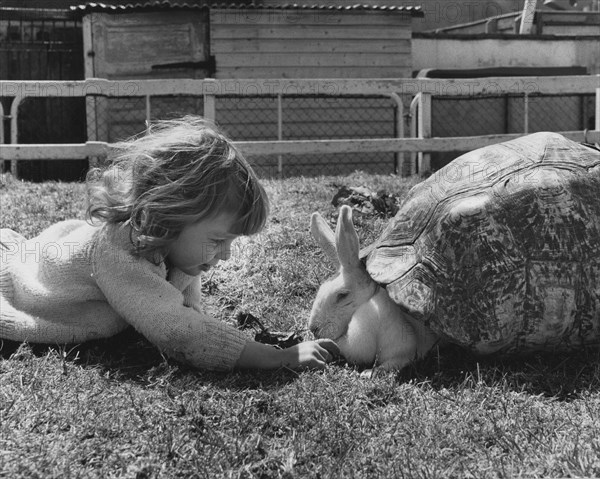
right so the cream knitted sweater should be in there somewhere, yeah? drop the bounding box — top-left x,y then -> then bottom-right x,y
0,220 -> 249,371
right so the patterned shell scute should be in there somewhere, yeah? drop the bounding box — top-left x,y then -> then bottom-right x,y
366,132 -> 600,354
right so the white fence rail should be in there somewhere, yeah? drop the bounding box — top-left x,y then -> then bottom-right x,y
1,76 -> 599,177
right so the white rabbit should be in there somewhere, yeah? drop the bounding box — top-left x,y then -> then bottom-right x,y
309,205 -> 439,371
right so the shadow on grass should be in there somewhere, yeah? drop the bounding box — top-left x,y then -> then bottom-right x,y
2,330 -> 599,398
0,328 -> 162,377
0,328 -> 303,390
395,343 -> 600,401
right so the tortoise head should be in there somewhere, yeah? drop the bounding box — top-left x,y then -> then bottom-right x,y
309,205 -> 378,342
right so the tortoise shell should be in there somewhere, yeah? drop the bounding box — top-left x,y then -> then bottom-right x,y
363,132 -> 600,354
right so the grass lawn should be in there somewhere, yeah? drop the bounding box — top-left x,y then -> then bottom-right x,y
1,171 -> 599,478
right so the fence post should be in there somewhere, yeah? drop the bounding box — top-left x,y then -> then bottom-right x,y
145,95 -> 151,127
409,94 -> 419,176
0,101 -> 4,145
389,92 -> 405,175
596,87 -> 600,131
0,101 -> 4,174
203,79 -> 216,122
9,95 -> 23,178
524,93 -> 529,134
417,92 -> 432,175
277,93 -> 283,177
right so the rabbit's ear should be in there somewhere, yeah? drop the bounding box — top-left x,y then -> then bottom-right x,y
335,205 -> 361,270
311,212 -> 339,265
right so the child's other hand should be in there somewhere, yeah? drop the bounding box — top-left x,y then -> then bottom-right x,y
282,339 -> 340,370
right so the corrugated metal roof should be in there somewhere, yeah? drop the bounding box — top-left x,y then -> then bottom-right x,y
71,1 -> 423,15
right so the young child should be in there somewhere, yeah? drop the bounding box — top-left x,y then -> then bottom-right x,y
0,116 -> 338,371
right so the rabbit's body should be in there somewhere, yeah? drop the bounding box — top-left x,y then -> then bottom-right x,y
336,286 -> 437,370
309,205 -> 438,370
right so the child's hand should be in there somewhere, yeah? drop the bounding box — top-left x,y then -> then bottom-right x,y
280,339 -> 340,370
236,339 -> 339,370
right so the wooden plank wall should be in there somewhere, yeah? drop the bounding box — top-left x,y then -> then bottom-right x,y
210,9 -> 413,79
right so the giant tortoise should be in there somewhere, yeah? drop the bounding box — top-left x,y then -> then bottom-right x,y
309,132 -> 600,370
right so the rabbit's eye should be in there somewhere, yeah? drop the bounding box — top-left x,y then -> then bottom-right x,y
336,291 -> 350,302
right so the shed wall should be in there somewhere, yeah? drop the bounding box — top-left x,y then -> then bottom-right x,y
210,9 -> 413,79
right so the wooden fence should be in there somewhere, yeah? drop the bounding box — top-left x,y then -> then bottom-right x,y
1,76 -> 599,177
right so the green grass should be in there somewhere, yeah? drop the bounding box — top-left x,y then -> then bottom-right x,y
1,172 -> 599,478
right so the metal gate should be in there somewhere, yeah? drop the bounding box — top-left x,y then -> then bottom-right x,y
0,8 -> 87,181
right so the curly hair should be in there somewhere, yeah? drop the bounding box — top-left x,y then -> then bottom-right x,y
86,116 -> 269,260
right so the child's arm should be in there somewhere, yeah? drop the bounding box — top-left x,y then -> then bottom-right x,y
236,339 -> 339,370
93,235 -> 246,370
179,273 -> 340,370
92,230 -> 339,371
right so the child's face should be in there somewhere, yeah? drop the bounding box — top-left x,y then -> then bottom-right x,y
167,212 -> 239,276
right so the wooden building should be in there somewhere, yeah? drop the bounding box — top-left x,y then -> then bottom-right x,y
75,1 -> 422,176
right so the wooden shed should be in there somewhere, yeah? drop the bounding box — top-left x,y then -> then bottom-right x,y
75,1 -> 422,176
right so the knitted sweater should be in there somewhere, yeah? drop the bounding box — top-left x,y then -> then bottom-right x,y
0,220 -> 249,371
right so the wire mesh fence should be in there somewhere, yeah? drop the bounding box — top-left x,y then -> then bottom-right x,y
219,95 -> 398,177
87,96 -> 206,144
430,93 -> 595,169
2,89 -> 596,180
86,94 -> 399,178
1,14 -> 85,181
